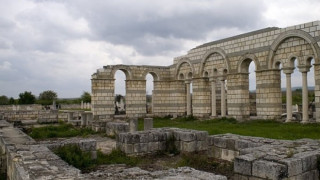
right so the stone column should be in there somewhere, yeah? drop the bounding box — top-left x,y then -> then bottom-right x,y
185,81 -> 192,116
283,68 -> 294,122
126,79 -> 147,117
81,112 -> 87,127
299,65 -> 311,123
129,118 -> 138,132
220,79 -> 226,117
210,78 -> 216,117
52,100 -> 56,110
144,118 -> 153,130
67,111 -> 74,122
86,112 -> 93,126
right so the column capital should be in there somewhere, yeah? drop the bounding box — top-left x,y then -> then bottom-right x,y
298,65 -> 312,73
282,67 -> 294,74
184,80 -> 192,84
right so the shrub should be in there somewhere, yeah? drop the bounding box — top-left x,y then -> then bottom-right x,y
53,144 -> 94,171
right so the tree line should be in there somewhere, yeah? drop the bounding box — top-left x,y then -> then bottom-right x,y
0,91 -> 91,105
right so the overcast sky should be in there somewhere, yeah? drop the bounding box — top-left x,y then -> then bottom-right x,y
0,0 -> 320,98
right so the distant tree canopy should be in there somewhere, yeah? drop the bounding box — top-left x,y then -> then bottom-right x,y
18,91 -> 36,104
0,96 -> 9,105
37,90 -> 58,105
81,91 -> 91,103
39,90 -> 58,101
8,97 -> 16,105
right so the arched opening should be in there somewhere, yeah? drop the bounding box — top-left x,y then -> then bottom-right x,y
179,73 -> 185,80
291,58 -> 301,114
204,71 -> 209,78
146,73 -> 154,114
248,60 -> 257,116
114,70 -> 127,115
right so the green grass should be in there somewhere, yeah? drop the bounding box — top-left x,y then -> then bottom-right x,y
28,123 -> 97,139
54,145 -> 140,172
139,117 -> 320,140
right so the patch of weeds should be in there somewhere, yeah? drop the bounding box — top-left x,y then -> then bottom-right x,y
165,135 -> 179,155
28,123 -> 97,139
176,153 -> 233,177
176,153 -> 219,170
53,144 -> 94,171
176,115 -> 197,122
215,117 -> 237,123
54,146 -> 140,173
96,148 -> 140,166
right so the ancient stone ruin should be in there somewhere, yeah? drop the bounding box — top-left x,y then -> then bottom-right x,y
1,21 -> 320,180
92,21 -> 320,123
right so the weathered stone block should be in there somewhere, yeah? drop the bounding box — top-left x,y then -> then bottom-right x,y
213,137 -> 227,148
221,148 -> 238,162
178,131 -> 196,142
195,131 -> 208,141
124,144 -> 134,154
280,158 -> 303,177
181,141 -> 196,152
252,160 -> 287,179
148,142 -> 159,152
196,141 -> 208,151
139,133 -> 149,143
134,143 -> 148,153
234,154 -> 258,176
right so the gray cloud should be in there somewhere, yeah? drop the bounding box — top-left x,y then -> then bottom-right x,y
61,0 -> 266,55
0,0 -> 318,98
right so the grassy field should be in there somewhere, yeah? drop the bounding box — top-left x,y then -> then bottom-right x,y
138,117 -> 320,140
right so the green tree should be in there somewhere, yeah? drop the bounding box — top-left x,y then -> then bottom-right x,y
39,90 -> 57,101
18,91 -> 36,104
8,97 -> 16,105
0,95 -> 9,105
81,91 -> 91,103
38,90 -> 57,105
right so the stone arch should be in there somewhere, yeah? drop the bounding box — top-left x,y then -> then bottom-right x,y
203,71 -> 209,77
187,72 -> 193,79
110,65 -> 132,80
175,58 -> 195,80
141,70 -> 160,81
268,29 -> 320,68
199,47 -> 230,77
238,53 -> 260,73
179,73 -> 185,80
287,54 -> 300,68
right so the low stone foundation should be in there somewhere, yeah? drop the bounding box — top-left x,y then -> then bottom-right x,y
116,129 -> 320,180
0,120 -> 95,179
116,128 -> 209,155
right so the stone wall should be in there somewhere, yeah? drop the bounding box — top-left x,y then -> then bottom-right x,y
92,21 -> 320,122
0,110 -> 59,123
116,128 -> 208,155
0,120 -> 97,180
0,104 -> 43,111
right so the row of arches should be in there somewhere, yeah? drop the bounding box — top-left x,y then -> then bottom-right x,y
93,29 -> 320,121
